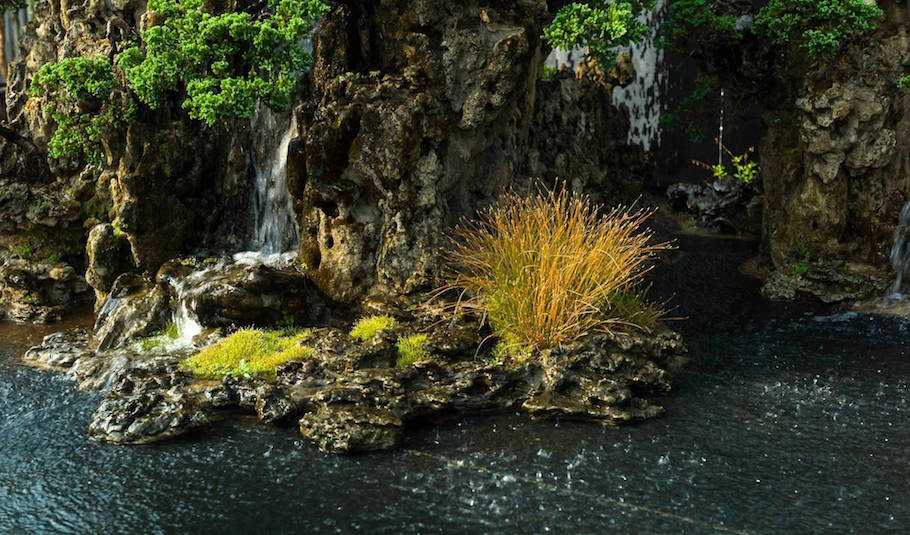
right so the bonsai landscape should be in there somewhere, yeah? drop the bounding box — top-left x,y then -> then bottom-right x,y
0,0 -> 907,532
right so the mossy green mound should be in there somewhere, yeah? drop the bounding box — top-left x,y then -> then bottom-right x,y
350,315 -> 397,341
396,334 -> 431,367
181,328 -> 313,380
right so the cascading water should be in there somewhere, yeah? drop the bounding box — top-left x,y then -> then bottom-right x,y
248,105 -> 301,255
887,202 -> 910,297
162,105 -> 302,347
610,0 -> 668,152
544,0 -> 667,151
157,276 -> 204,351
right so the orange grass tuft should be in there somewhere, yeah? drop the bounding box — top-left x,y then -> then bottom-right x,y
442,188 -> 669,351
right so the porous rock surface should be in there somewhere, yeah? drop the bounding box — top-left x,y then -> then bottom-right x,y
293,0 -> 644,305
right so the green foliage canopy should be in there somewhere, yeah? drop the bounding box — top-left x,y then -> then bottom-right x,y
117,0 -> 330,126
754,0 -> 883,58
659,0 -> 741,49
543,1 -> 656,68
28,0 -> 328,163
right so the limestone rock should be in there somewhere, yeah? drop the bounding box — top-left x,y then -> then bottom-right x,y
300,407 -> 403,453
89,360 -> 212,444
667,179 -> 762,235
295,0 -> 551,304
23,329 -> 94,368
85,223 -> 134,307
94,273 -> 170,351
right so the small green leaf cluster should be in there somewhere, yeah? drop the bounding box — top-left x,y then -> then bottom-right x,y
694,144 -> 759,184
540,65 -> 558,82
29,57 -> 132,164
754,0 -> 883,58
117,0 -> 330,126
899,75 -> 910,89
792,250 -> 810,278
543,1 -> 656,68
659,0 -> 740,49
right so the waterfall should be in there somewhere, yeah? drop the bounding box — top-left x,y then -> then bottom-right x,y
888,202 -> 910,297
610,0 -> 667,152
156,106 -> 301,349
248,104 -> 300,255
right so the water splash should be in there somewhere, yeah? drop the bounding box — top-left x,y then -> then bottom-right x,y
162,276 -> 203,350
248,105 -> 301,255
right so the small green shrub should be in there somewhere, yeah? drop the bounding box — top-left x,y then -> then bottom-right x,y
29,57 -> 133,164
181,328 -> 313,380
659,0 -> 740,49
350,315 -> 397,342
543,1 -> 655,68
17,245 -> 32,260
792,251 -> 810,278
443,188 -> 667,352
754,0 -> 883,58
118,0 -> 329,126
694,143 -> 759,184
396,334 -> 431,367
899,75 -> 910,89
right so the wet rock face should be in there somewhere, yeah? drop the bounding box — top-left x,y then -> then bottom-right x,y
760,263 -> 890,303
2,0 -> 260,313
94,274 -> 170,351
85,224 -> 135,307
157,257 -> 327,329
295,0 -> 551,304
89,360 -> 211,445
760,0 -> 910,301
23,329 -> 94,368
522,66 -> 651,204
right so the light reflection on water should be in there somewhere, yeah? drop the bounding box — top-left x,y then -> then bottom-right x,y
0,236 -> 907,533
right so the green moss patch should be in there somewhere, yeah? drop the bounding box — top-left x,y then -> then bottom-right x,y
181,328 -> 313,381
396,334 -> 431,367
350,315 -> 397,342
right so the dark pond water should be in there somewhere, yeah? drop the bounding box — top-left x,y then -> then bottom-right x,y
1,234 -> 908,533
